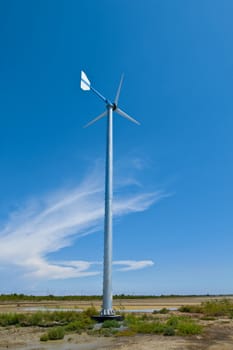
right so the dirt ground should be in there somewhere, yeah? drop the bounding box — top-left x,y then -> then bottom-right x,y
0,296 -> 233,350
1,323 -> 233,350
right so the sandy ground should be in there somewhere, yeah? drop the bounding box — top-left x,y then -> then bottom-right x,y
0,296 -> 233,350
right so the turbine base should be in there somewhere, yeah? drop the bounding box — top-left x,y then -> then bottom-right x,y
91,314 -> 124,322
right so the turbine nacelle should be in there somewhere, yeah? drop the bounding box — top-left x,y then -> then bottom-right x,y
81,71 -> 140,127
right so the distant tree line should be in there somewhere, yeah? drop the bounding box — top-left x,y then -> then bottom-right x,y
0,293 -> 232,302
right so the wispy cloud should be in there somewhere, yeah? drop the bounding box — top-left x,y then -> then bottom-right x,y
0,164 -> 166,282
113,260 -> 154,271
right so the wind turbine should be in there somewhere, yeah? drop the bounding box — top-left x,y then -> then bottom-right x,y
81,70 -> 140,320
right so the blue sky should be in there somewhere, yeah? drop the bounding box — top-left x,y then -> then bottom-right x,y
0,0 -> 233,295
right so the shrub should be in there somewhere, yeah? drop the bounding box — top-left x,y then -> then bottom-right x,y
126,315 -> 203,336
163,326 -> 175,336
159,308 -> 169,314
166,316 -> 180,328
65,321 -> 82,333
177,321 -> 203,335
83,306 -> 98,317
179,305 -> 202,313
124,314 -> 138,326
28,312 -> 43,326
140,313 -> 154,321
65,317 -> 93,332
152,308 -> 169,314
47,327 -> 65,340
179,299 -> 233,317
0,309 -> 95,331
0,313 -> 26,326
102,320 -> 120,328
201,299 -> 233,317
98,327 -> 118,337
40,334 -> 49,342
130,321 -> 166,334
166,316 -> 203,336
48,311 -> 77,323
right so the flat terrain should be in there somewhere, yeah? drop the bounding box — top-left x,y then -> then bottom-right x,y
0,296 -> 233,350
1,295 -> 232,313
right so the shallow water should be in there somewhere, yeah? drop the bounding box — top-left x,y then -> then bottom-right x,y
23,307 -> 177,313
23,307 -> 83,312
123,308 -> 177,312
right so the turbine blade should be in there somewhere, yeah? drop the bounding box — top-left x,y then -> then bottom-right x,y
90,85 -> 108,104
114,74 -> 124,105
83,111 -> 107,128
81,70 -> 91,91
80,71 -> 108,103
116,108 -> 140,125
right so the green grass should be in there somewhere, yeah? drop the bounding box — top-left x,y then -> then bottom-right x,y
166,315 -> 202,334
131,321 -> 166,334
102,320 -> 121,328
0,313 -> 26,326
38,309 -> 95,341
153,307 -> 169,314
202,299 -> 233,317
64,317 -> 93,332
177,321 -> 203,335
0,308 -> 95,329
40,334 -> 49,342
163,326 -> 175,336
178,305 -> 202,313
123,314 -> 203,337
40,327 -> 65,341
0,305 -> 206,341
179,299 -> 233,318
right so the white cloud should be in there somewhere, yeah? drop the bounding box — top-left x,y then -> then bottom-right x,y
0,165 -> 165,282
25,259 -> 99,280
113,260 -> 154,271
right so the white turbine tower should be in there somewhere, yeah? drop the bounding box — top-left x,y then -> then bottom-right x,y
81,71 -> 140,320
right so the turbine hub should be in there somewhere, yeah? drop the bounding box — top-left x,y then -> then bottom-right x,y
112,103 -> 117,111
